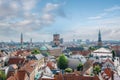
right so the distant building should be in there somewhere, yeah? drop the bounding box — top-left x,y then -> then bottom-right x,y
67,47 -> 90,56
29,38 -> 33,48
86,39 -> 90,44
111,45 -> 120,57
48,47 -> 62,57
60,38 -> 63,44
97,30 -> 102,47
53,34 -> 60,47
77,39 -> 81,44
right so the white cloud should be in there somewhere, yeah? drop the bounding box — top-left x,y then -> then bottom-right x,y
21,0 -> 39,11
43,3 -> 59,12
88,5 -> 120,20
17,20 -> 32,25
0,0 -> 66,41
1,1 -> 119,42
41,13 -> 54,24
88,13 -> 107,20
88,16 -> 102,20
61,26 -> 120,41
104,5 -> 120,12
93,17 -> 120,26
86,5 -> 120,41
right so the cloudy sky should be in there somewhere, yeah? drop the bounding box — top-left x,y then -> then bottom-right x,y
0,0 -> 120,42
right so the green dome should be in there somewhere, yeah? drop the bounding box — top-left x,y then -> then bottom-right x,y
40,46 -> 48,51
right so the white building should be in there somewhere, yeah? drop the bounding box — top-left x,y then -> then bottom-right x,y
91,47 -> 112,60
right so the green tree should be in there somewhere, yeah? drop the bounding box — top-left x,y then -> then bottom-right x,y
89,54 -> 93,57
57,54 -> 68,69
93,65 -> 101,75
65,68 -> 72,73
112,50 -> 116,59
0,70 -> 6,80
31,49 -> 41,54
77,63 -> 83,71
89,46 -> 96,51
42,52 -> 49,57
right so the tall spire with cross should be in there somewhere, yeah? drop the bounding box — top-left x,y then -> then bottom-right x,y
98,30 -> 102,47
21,33 -> 23,48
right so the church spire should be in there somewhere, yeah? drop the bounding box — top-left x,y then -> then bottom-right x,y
98,30 -> 102,47
21,33 -> 23,48
98,30 -> 102,42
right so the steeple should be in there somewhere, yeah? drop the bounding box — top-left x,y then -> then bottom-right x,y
98,30 -> 102,42
98,30 -> 102,47
30,38 -> 32,44
21,33 -> 23,48
30,38 -> 33,46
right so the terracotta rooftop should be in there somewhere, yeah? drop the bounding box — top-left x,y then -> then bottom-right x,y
14,50 -> 31,56
47,61 -> 55,70
104,68 -> 113,78
72,50 -> 90,56
40,72 -> 100,80
101,68 -> 114,80
8,57 -> 25,65
114,50 -> 120,57
7,76 -> 16,80
0,51 -> 4,57
7,70 -> 27,80
17,70 -> 27,80
111,46 -> 120,50
7,71 -> 15,79
55,73 -> 100,80
82,60 -> 94,74
21,60 -> 37,74
102,58 -> 114,66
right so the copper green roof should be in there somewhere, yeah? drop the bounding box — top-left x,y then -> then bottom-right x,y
40,46 -> 48,51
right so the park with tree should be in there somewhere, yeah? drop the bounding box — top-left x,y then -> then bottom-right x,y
57,54 -> 68,70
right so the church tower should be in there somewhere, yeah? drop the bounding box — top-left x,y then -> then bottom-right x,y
97,30 -> 102,47
21,33 -> 23,48
53,34 -> 60,47
30,38 -> 33,46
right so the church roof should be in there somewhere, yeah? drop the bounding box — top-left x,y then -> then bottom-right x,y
93,48 -> 111,53
40,46 -> 48,51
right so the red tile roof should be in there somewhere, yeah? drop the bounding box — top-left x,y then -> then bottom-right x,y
8,57 -> 25,65
55,73 -> 100,80
40,72 -> 100,80
55,72 -> 63,80
111,46 -> 120,50
72,50 -> 90,56
0,51 -> 4,57
21,60 -> 37,73
14,50 -> 31,56
16,70 -> 27,80
47,61 -> 55,70
7,71 -> 15,79
7,70 -> 27,80
7,76 -> 16,80
39,79 -> 56,80
82,60 -> 94,74
104,58 -> 114,65
101,68 -> 114,80
104,68 -> 113,78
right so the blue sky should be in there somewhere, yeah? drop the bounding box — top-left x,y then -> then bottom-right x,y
0,0 -> 120,42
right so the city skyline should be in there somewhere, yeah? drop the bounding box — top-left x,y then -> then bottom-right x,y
0,0 -> 120,42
